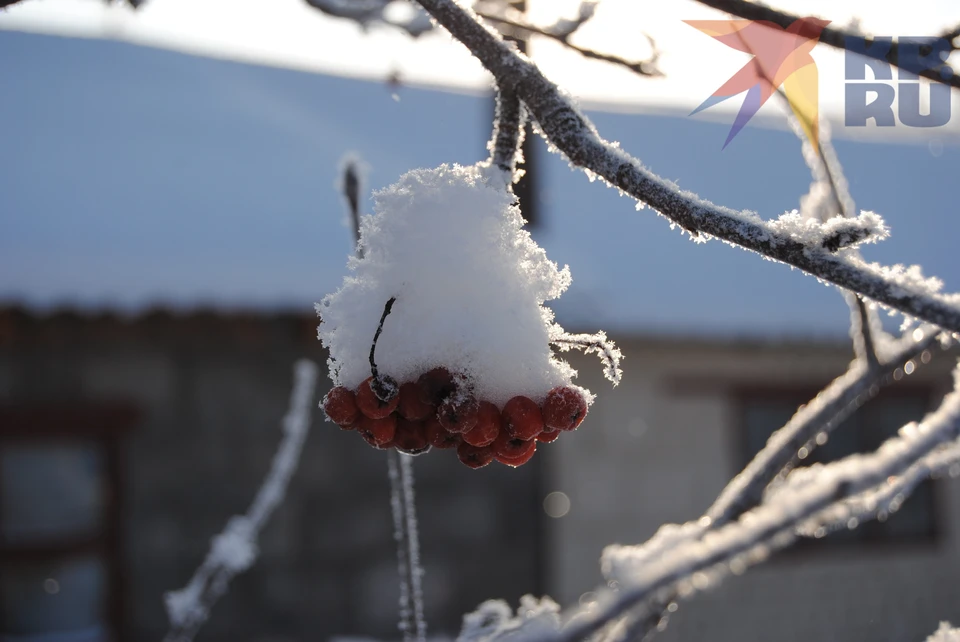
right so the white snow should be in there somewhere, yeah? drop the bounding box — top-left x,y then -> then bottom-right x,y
927,622 -> 960,642
318,163 -> 591,406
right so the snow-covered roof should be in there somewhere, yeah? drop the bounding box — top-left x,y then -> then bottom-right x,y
1,31 -> 957,340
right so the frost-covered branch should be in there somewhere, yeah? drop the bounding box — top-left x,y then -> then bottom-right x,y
570,369 -> 960,642
549,329 -> 622,386
707,327 -> 942,527
474,5 -> 660,78
488,85 -> 527,178
456,373 -> 960,642
163,360 -> 319,642
693,0 -> 960,90
388,451 -> 428,642
413,0 -> 960,333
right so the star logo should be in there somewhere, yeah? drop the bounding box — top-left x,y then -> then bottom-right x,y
685,17 -> 830,149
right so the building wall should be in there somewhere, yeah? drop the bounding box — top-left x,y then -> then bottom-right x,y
550,337 -> 960,642
0,309 -> 543,642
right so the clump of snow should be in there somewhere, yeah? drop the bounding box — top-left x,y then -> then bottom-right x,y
318,163 -> 591,406
928,622 -> 960,642
459,596 -> 561,642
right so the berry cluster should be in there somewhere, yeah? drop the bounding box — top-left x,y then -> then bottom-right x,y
322,367 -> 588,469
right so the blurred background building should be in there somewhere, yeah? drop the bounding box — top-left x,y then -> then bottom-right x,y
1,18 -> 959,642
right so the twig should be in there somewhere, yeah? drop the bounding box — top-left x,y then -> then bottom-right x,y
369,297 -> 398,398
343,161 -> 364,251
475,9 -> 660,78
489,85 -> 527,176
549,330 -> 623,386
162,360 -> 318,642
569,370 -> 960,642
707,326 -> 941,527
692,0 -> 960,90
412,0 -> 960,333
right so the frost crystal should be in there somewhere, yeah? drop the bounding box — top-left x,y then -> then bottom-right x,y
319,163 -> 592,406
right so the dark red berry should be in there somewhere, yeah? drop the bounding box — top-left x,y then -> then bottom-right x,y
425,417 -> 461,449
394,418 -> 431,456
356,376 -> 400,419
493,430 -> 536,460
398,381 -> 433,420
502,396 -> 543,440
496,440 -> 537,467
537,430 -> 561,443
463,401 -> 501,447
543,386 -> 588,432
417,367 -> 456,406
323,386 -> 360,426
457,442 -> 494,469
438,394 -> 480,434
357,414 -> 396,449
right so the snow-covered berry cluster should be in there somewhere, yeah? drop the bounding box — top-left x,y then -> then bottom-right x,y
317,163 -> 620,469
322,367 -> 588,468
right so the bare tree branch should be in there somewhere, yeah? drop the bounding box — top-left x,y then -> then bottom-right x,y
693,0 -> 959,90
413,0 -> 960,333
474,8 -> 661,78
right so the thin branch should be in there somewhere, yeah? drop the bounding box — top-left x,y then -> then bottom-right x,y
489,85 -> 527,176
549,330 -> 623,386
706,326 -> 941,527
693,0 -> 960,90
388,450 -> 428,642
474,9 -> 660,78
163,360 -> 319,642
571,372 -> 960,642
343,160 -> 364,251
413,0 -> 960,333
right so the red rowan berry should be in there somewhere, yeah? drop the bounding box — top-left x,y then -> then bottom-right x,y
462,401 -> 501,447
502,396 -> 543,440
536,430 -> 561,443
493,430 -> 536,460
457,442 -> 494,469
394,418 -> 431,456
356,414 -> 396,449
323,386 -> 360,427
356,376 -> 400,419
416,367 -> 456,406
496,441 -> 537,467
425,417 -> 461,449
543,386 -> 588,432
438,394 -> 479,434
398,381 -> 433,420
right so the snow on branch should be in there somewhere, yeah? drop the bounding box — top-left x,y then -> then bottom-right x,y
163,360 -> 319,642
927,622 -> 960,642
693,0 -> 959,90
486,85 -> 527,181
413,0 -> 960,334
707,326 -> 943,527
548,329 -> 622,386
576,366 -> 960,642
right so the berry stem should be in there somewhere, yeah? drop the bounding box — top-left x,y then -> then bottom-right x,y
370,296 -> 397,382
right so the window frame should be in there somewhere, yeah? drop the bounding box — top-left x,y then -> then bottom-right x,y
730,382 -> 945,555
0,403 -> 137,641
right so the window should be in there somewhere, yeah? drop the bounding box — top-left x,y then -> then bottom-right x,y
0,404 -> 136,642
739,388 -> 938,544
